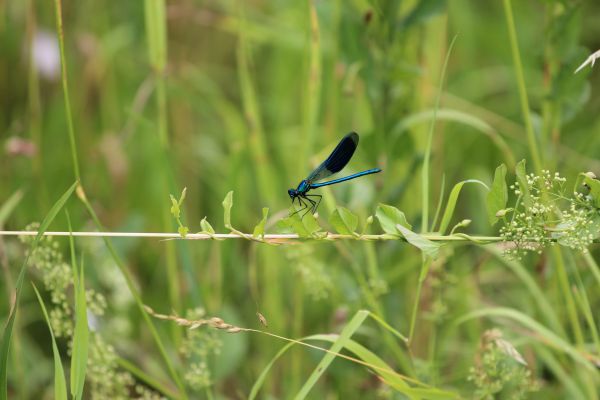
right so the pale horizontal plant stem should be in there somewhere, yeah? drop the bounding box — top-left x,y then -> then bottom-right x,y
0,230 -> 534,244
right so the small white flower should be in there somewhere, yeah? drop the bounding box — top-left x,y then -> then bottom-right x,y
31,30 -> 60,80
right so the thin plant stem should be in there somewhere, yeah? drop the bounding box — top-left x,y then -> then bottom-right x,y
502,0 -> 543,173
552,246 -> 584,346
53,0 -> 80,181
0,230 -> 505,243
412,36 -> 456,347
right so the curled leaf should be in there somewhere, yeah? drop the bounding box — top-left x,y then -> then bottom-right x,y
329,207 -> 358,235
396,224 -> 441,259
200,217 -> 215,235
222,191 -> 234,229
253,208 -> 269,238
376,204 -> 411,235
486,164 -> 508,226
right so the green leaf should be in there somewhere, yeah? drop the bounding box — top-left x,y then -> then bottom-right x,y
249,310 -> 451,400
178,187 -> 187,206
1,181 -> 77,400
515,159 -> 532,208
200,217 -> 215,234
222,191 -> 234,228
456,307 -> 595,371
169,194 -> 180,219
252,208 -> 269,238
575,172 -> 600,208
67,214 -> 88,399
71,255 -> 88,400
291,211 -> 323,238
486,164 -> 508,226
329,207 -> 358,235
396,224 -> 441,260
32,285 -> 68,400
375,204 -> 411,235
309,334 -> 413,392
0,189 -> 24,227
438,180 -> 489,234
295,310 -> 369,399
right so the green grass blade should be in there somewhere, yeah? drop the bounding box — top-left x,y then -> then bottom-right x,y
421,36 -> 457,232
250,329 -> 449,400
392,109 -> 516,169
367,312 -> 409,343
485,246 -> 564,336
437,180 -> 489,235
502,0 -> 542,173
70,249 -> 88,399
572,285 -> 600,356
53,0 -> 80,180
306,334 -> 416,394
294,310 -> 369,400
535,345 -> 587,399
32,285 -> 68,400
0,189 -> 24,226
1,181 -> 76,400
300,0 -> 322,165
249,340 -> 296,400
236,4 -> 276,203
456,307 -> 594,370
144,0 -> 167,72
430,175 -> 446,232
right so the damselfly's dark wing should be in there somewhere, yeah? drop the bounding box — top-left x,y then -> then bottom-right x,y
306,132 -> 359,183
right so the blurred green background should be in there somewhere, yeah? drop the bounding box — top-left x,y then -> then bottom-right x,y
2,0 -> 600,398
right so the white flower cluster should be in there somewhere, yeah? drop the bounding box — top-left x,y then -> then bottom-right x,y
499,171 -> 599,258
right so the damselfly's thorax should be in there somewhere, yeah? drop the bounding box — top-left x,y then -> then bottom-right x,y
296,180 -> 310,194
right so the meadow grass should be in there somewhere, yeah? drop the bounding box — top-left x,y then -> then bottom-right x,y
1,0 -> 600,399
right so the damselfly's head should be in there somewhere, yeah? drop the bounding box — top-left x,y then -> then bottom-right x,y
287,188 -> 298,200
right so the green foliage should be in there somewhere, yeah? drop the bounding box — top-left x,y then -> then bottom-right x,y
575,172 -> 600,208
515,160 -> 532,208
70,253 -> 89,400
222,190 -> 234,229
170,187 -> 189,237
438,180 -> 489,234
486,164 -> 508,226
200,217 -> 216,235
396,224 -> 441,260
280,211 -> 324,238
179,308 -> 222,391
329,206 -> 359,235
32,285 -> 68,400
252,208 -> 269,238
1,182 -> 76,400
468,330 -> 539,400
375,204 -> 412,234
499,165 -> 600,257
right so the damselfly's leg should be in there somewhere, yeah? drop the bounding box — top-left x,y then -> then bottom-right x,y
301,196 -> 317,218
305,194 -> 322,214
290,197 -> 308,217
